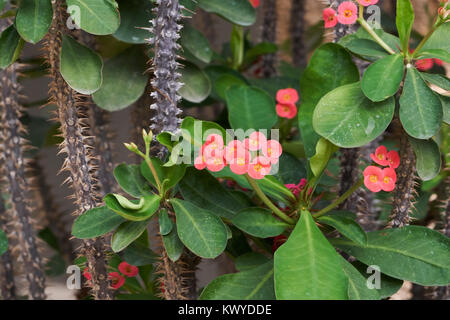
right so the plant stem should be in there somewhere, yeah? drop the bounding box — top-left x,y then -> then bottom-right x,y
245,174 -> 296,225
313,177 -> 364,218
145,157 -> 162,193
357,18 -> 396,55
411,22 -> 441,59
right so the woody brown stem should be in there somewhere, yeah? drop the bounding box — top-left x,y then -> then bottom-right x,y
262,0 -> 277,77
0,191 -> 17,300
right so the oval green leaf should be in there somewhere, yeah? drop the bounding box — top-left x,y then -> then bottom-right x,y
159,208 -> 173,236
60,35 -> 103,94
197,0 -> 256,27
0,25 -> 24,69
162,226 -> 184,262
113,0 -> 152,44
16,0 -> 53,44
113,163 -> 152,197
409,137 -> 441,181
179,62 -> 211,103
396,0 -> 414,52
111,220 -> 149,252
72,205 -> 125,239
420,72 -> 450,91
232,208 -> 288,238
181,24 -> 212,63
123,242 -> 158,266
235,252 -> 270,272
318,213 -> 367,246
313,82 -> 395,148
170,198 -> 227,259
104,194 -> 161,222
340,257 -> 380,300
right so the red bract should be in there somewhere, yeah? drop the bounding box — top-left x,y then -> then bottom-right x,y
118,262 -> 139,277
276,103 -> 297,119
249,0 -> 260,8
205,154 -> 226,172
337,1 -> 358,25
225,140 -> 245,163
276,88 -> 299,105
83,268 -> 91,281
262,139 -> 283,164
108,272 -> 125,290
380,167 -> 397,192
416,58 -> 433,71
285,184 -> 300,196
434,58 -> 443,66
363,166 -> 383,192
229,147 -> 251,175
370,145 -> 389,166
387,150 -> 400,169
323,8 -> 338,28
204,133 -> 224,150
357,0 -> 378,6
244,131 -> 267,151
248,156 -> 271,180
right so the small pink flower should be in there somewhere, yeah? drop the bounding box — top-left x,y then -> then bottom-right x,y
83,268 -> 91,281
323,8 -> 338,28
276,88 -> 299,105
357,0 -> 378,6
229,147 -> 251,175
370,145 -> 389,166
380,167 -> 397,192
363,166 -> 383,192
224,140 -> 244,163
194,155 -> 206,170
387,150 -> 400,169
108,272 -> 125,290
262,139 -> 283,164
244,131 -> 267,151
434,58 -> 443,66
204,133 -> 224,150
249,0 -> 260,8
247,156 -> 271,180
416,58 -> 434,71
285,184 -> 301,196
298,178 -> 307,190
118,262 -> 139,277
276,103 -> 297,119
337,1 -> 358,25
205,155 -> 226,172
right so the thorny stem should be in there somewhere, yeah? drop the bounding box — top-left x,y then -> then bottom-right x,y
313,177 -> 364,218
357,18 -> 396,54
245,174 -> 296,225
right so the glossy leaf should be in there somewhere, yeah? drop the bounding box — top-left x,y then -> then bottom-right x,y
159,208 -> 173,236
215,74 -> 246,100
181,24 -> 212,63
66,0 -> 120,35
420,72 -> 450,91
274,211 -> 348,299
0,229 -> 7,255
0,25 -> 24,69
310,138 -> 339,177
162,226 -> 184,262
111,220 -> 149,252
313,82 -> 395,148
16,0 -> 53,44
299,43 -> 359,158
170,198 -> 227,259
396,0 -> 414,52
200,261 -> 275,300
399,66 -> 443,139
232,208 -> 288,238
420,22 -> 450,53
318,214 -> 367,246
332,225 -> 450,286
140,159 -> 186,192
197,0 -> 256,27
361,54 -> 404,102
409,137 -> 441,181
104,194 -> 161,222
113,0 -> 152,44
179,62 -> 211,103
235,252 -> 270,272
440,94 -> 450,125
180,116 -> 227,148
114,163 -> 152,197
340,257 -> 380,300
226,86 -> 277,131
123,242 -> 158,266
93,46 -> 147,111
72,206 -> 125,239
416,49 -> 450,64
60,35 -> 103,94
339,37 -> 389,61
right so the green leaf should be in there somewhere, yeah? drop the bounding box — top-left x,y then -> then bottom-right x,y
354,27 -> 401,53
340,258 -> 380,300
235,252 -> 270,272
180,116 -> 227,148
439,94 -> 450,125
104,194 -> 161,221
162,226 -> 184,262
399,66 -> 443,139
339,37 -> 389,61
0,25 -> 24,69
310,138 -> 339,177
243,42 -> 278,66
60,35 -> 103,94
179,167 -> 246,219
299,43 -> 359,158
215,74 -> 247,100
226,86 -> 277,131
197,0 -> 256,27
16,0 -> 52,44
123,242 -> 158,266
181,24 -> 212,63
318,214 -> 367,246
72,206 -> 125,239
159,208 -> 173,236
313,82 -> 395,148
274,210 -> 348,299
0,0 -> 7,11
204,65 -> 248,101
332,225 -> 450,286
232,208 -> 288,238
420,72 -> 450,91
113,194 -> 144,210
361,54 -> 404,102
66,0 -> 120,35
409,137 -> 441,181
113,0 -> 152,44
200,261 -> 275,300
416,49 -> 450,64
230,25 -> 244,69
0,229 -> 8,255
170,198 -> 227,259
179,62 -> 211,103
114,163 -> 152,197
396,0 -> 414,52
92,46 -> 147,111
420,22 -> 450,53
140,159 -> 186,192
275,152 -> 307,184
111,220 -> 149,252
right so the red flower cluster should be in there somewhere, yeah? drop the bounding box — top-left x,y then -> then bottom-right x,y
415,58 -> 443,71
276,88 -> 299,119
364,146 -> 400,192
83,261 -> 139,290
249,0 -> 260,8
285,179 -> 307,197
323,1 -> 360,28
194,132 -> 282,180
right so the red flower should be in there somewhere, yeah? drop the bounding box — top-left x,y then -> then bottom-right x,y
108,272 -> 125,290
249,0 -> 260,8
118,262 -> 139,277
323,8 -> 338,28
357,0 -> 378,6
83,268 -> 91,281
228,146 -> 251,175
387,150 -> 400,169
416,58 -> 434,71
434,58 -> 443,66
370,145 -> 389,166
244,131 -> 267,151
276,88 -> 299,105
285,184 -> 300,196
204,133 -> 224,150
205,154 -> 226,172
337,1 -> 358,25
276,103 -> 297,119
247,156 -> 271,180
272,235 -> 287,253
364,166 -> 383,192
298,178 -> 307,190
194,154 -> 206,170
380,167 -> 397,192
261,139 -> 283,164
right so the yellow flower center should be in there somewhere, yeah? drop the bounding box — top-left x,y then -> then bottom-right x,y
237,158 -> 245,166
254,164 -> 262,172
369,175 -> 378,183
377,154 -> 384,160
283,94 -> 291,101
344,9 -> 352,17
282,105 -> 290,112
214,158 -> 222,165
383,177 -> 390,184
267,147 -> 272,156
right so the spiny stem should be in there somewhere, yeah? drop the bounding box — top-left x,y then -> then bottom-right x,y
313,177 -> 364,218
245,174 -> 295,225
